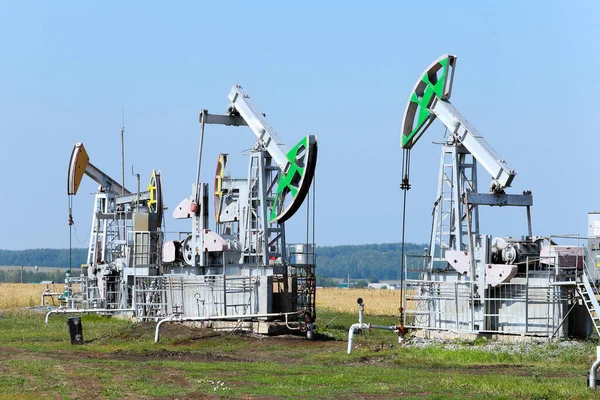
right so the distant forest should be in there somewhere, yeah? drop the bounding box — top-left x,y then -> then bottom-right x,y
0,249 -> 87,270
0,267 -> 68,285
0,243 -> 427,284
0,248 -> 86,284
315,242 -> 427,281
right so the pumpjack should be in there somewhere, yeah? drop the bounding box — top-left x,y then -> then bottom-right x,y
67,142 -> 163,309
59,85 -> 318,335
400,55 -> 590,338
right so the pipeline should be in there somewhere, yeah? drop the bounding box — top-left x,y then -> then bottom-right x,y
347,323 -> 398,354
306,322 -> 314,340
41,292 -> 62,306
284,312 -> 301,331
346,298 -> 403,354
590,346 -> 600,389
154,310 -> 304,343
347,323 -> 368,354
45,308 -> 135,325
41,282 -> 62,306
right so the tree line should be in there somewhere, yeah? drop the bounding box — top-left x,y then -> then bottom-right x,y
0,248 -> 87,269
0,268 -> 68,284
0,248 -> 86,284
0,242 -> 427,284
315,242 -> 427,283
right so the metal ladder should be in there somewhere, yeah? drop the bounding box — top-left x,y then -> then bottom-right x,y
576,271 -> 600,336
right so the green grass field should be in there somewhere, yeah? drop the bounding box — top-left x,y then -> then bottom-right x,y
0,309 -> 598,399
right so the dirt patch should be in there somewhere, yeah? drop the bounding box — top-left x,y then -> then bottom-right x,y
460,363 -> 533,377
111,348 -> 247,363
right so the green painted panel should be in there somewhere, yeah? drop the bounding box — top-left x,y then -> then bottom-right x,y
401,56 -> 451,148
270,137 -> 308,222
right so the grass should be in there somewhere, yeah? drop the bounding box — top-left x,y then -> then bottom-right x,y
0,286 -> 598,398
0,308 -> 597,399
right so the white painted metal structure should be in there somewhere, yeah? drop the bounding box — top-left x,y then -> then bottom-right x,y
400,55 -> 594,339
59,85 -> 317,336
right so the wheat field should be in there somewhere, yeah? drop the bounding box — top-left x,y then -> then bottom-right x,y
0,284 -> 405,316
0,283 -> 65,309
316,288 -> 402,315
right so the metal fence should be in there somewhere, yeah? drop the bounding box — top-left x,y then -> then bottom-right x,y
402,252 -> 578,337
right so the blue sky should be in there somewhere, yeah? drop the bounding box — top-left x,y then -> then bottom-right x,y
0,1 -> 598,250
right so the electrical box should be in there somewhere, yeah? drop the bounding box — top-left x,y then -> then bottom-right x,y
133,212 -> 149,231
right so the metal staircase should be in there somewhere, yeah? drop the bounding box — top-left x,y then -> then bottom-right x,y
576,271 -> 600,336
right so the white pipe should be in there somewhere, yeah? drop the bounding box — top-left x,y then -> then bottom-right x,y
154,310 -> 303,343
347,323 -> 368,354
347,300 -> 399,355
41,292 -> 61,306
369,324 -> 396,331
154,314 -> 177,341
306,323 -> 314,340
590,346 -> 600,389
45,308 -> 134,325
347,323 -> 398,354
358,305 -> 364,325
284,313 -> 301,331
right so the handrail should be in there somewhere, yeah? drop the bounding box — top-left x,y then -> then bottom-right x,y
581,271 -> 600,312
